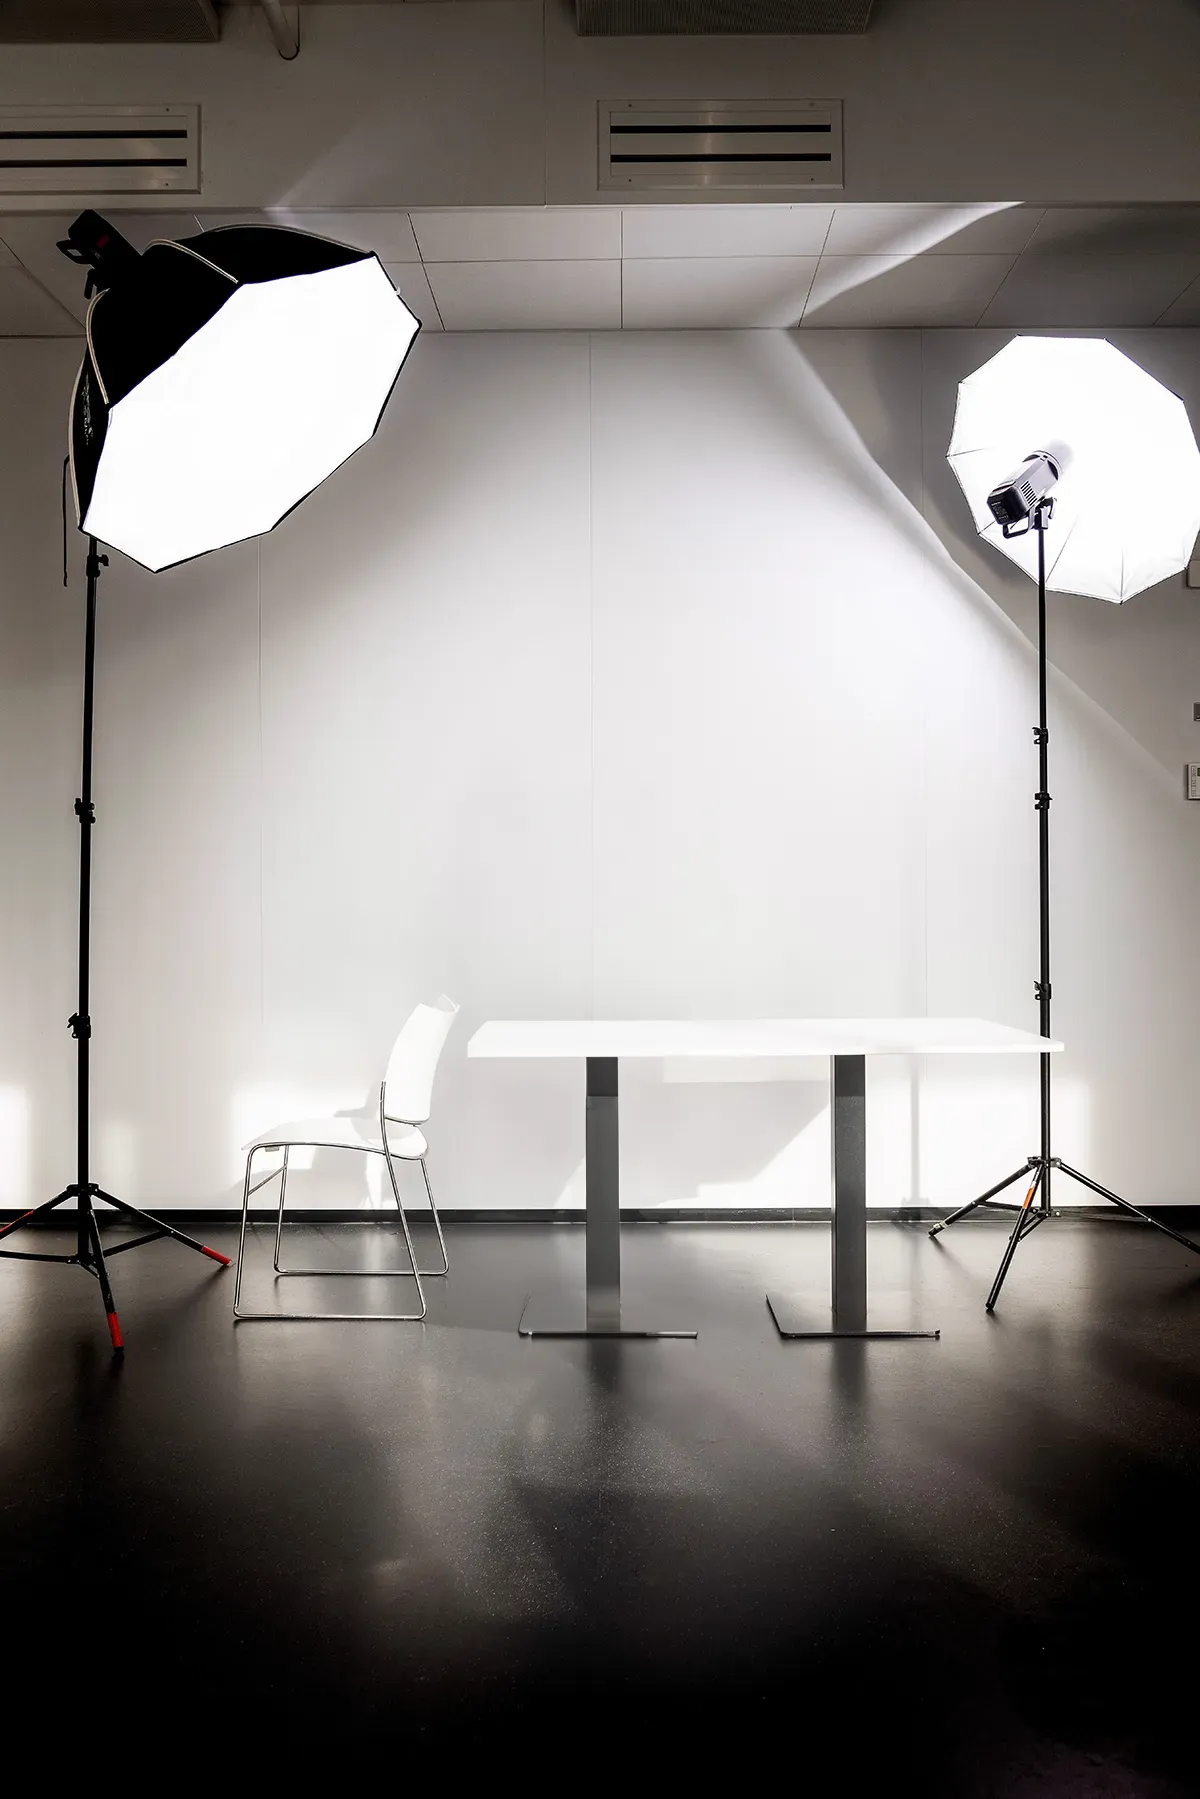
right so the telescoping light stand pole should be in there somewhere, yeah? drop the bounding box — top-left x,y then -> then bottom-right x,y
0,540 -> 230,1352
930,500 -> 1200,1307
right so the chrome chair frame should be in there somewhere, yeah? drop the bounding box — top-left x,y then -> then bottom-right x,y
232,1084 -> 447,1322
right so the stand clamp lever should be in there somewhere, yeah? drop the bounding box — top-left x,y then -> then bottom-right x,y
1033,726 -> 1048,745
1034,791 -> 1051,810
68,1013 -> 91,1039
74,798 -> 95,824
85,549 -> 109,579
1034,981 -> 1051,1003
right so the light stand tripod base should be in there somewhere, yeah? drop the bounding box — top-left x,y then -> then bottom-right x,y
0,1182 -> 231,1354
993,1159 -> 1200,1310
928,1162 -> 1039,1238
935,1155 -> 1200,1312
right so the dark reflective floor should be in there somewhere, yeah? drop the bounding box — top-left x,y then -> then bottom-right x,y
2,1217 -> 1198,1792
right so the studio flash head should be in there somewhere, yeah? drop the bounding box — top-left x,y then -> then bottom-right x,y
986,450 -> 1063,530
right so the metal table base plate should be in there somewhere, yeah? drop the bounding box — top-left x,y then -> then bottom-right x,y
766,1292 -> 940,1340
519,1294 -> 696,1339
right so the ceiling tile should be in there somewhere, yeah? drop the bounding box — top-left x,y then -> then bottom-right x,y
268,210 -> 420,262
198,209 -> 421,261
0,267 -> 83,336
192,210 -> 268,231
622,256 -> 819,328
1156,275 -> 1200,326
411,208 -> 621,262
1023,206 -> 1200,256
425,260 -> 620,330
384,263 -> 443,331
0,215 -> 89,322
621,205 -> 832,260
94,213 -> 204,253
802,254 -> 1014,327
979,254 -> 1200,327
824,205 -> 1041,257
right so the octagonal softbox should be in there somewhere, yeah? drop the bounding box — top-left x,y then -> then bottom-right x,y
69,224 -> 420,572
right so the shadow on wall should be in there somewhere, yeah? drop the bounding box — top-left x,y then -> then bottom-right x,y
613,1073 -> 831,1210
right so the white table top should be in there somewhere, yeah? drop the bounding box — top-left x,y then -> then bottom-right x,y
467,1018 -> 1062,1059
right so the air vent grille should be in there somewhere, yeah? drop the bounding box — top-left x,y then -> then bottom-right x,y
578,0 -> 872,31
601,100 -> 843,191
0,1 -> 219,42
0,105 -> 200,195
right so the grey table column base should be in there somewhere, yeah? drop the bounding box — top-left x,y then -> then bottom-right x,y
767,1054 -> 939,1344
520,1056 -> 697,1340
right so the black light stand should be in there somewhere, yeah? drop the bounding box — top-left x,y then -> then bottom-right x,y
0,540 -> 230,1352
929,498 -> 1200,1307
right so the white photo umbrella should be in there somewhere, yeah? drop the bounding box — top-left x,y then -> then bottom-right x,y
948,335 -> 1200,603
933,334 -> 1200,1314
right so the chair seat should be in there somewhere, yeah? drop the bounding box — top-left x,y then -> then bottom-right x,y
245,1117 -> 428,1160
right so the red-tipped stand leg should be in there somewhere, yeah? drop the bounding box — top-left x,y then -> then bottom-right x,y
201,1245 -> 231,1266
106,1311 -> 124,1352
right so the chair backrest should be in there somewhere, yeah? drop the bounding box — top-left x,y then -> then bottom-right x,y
382,995 -> 459,1125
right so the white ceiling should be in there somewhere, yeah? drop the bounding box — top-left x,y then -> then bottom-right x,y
4,202 -> 1200,336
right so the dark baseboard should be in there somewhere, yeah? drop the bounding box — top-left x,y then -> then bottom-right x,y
4,1205 -> 1200,1227
0,1206 -> 854,1226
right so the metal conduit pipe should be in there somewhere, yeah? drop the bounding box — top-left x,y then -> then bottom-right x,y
259,0 -> 299,59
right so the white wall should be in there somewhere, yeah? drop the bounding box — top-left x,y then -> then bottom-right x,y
2,326 -> 1199,1213
1,1 -> 1200,211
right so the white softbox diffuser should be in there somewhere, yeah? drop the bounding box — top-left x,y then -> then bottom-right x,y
69,226 -> 419,572
948,336 -> 1200,603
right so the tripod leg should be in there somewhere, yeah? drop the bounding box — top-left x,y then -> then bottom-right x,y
929,1164 -> 1032,1239
84,1208 -> 123,1353
1056,1163 -> 1200,1257
986,1164 -> 1044,1313
0,1187 -> 75,1244
93,1189 -> 230,1266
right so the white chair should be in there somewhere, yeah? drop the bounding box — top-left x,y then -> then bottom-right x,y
233,996 -> 459,1321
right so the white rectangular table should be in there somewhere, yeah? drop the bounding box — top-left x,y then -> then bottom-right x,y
467,1019 -> 1061,1340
